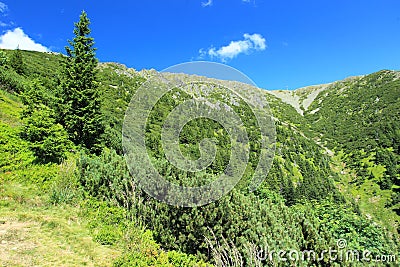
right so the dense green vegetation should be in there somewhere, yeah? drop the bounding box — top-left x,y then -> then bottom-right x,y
305,71 -> 400,230
0,12 -> 399,267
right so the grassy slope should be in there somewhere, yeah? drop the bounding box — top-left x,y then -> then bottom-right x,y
0,181 -> 120,266
0,89 -> 121,266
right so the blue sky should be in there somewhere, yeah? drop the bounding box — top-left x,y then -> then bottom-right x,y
0,0 -> 399,89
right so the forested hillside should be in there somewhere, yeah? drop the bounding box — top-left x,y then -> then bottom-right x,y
0,14 -> 399,266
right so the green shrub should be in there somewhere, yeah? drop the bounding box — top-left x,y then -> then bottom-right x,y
114,229 -> 209,267
0,66 -> 26,93
77,148 -> 136,209
81,199 -> 127,246
0,50 -> 9,67
10,48 -> 25,75
0,122 -> 35,172
49,158 -> 78,205
21,105 -> 71,163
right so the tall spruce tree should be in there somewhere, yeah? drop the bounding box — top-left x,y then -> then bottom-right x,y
59,11 -> 104,152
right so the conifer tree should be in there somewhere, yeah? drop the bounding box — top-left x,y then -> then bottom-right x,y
21,79 -> 71,163
10,46 -> 24,74
0,50 -> 9,67
59,11 -> 104,152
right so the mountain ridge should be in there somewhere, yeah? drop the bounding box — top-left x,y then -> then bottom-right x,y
100,61 -> 399,118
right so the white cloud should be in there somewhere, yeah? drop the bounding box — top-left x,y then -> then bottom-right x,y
200,33 -> 266,62
242,0 -> 257,5
201,0 -> 251,7
244,33 -> 266,50
0,2 -> 7,13
201,0 -> 213,7
0,28 -> 50,52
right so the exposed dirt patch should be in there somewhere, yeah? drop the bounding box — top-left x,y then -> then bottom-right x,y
267,83 -> 330,115
0,219 -> 38,266
0,211 -> 120,267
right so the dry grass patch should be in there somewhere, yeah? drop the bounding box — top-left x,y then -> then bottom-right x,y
0,181 -> 121,267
